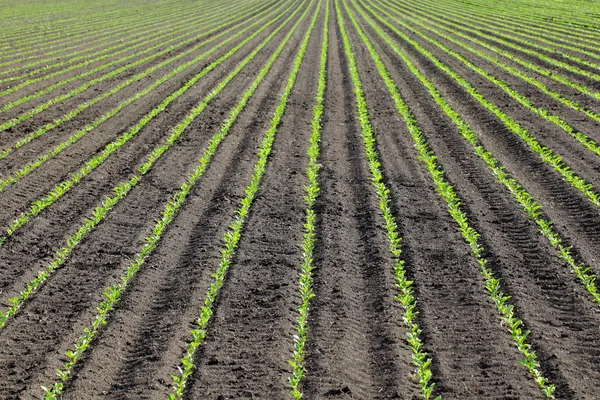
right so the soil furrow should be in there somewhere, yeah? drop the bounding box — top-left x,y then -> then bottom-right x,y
179,6 -> 323,398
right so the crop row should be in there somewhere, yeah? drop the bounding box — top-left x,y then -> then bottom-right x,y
0,0 -> 297,254
0,0 -> 286,192
0,0 -> 261,118
0,0 -> 248,100
368,0 -> 600,316
0,0 -> 231,85
403,1 -> 600,104
39,0 -> 319,397
336,0 -> 438,398
346,0 -> 600,394
344,0 -> 559,396
410,0 -> 600,62
443,0 -> 600,38
382,4 -> 600,166
399,0 -> 600,75
363,0 -> 600,213
288,1 -> 329,398
169,2 -> 319,396
0,1 -> 155,42
371,13 -> 600,304
0,0 -> 301,333
0,0 -> 203,61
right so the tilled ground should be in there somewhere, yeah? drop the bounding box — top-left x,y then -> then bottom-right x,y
1,0 -> 600,399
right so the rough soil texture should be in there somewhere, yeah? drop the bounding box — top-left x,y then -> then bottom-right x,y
1,0 -> 600,398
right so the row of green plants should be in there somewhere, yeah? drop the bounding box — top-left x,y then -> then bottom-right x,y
430,0 -> 600,39
0,0 -> 301,332
384,7 -> 600,161
0,0 -> 259,116
0,0 -> 297,248
411,0 -> 600,62
41,1 -> 316,397
337,1 -> 437,398
169,2 -> 319,397
350,0 -> 555,396
0,0 -> 190,56
0,10 -> 164,61
0,0 -> 219,76
421,10 -> 600,84
0,0 -> 227,85
0,0 -> 265,134
0,0 -> 213,63
288,1 -> 328,398
371,0 -> 600,314
365,0 -> 600,210
376,0 -> 600,307
393,0 -> 600,74
0,0 -> 291,190
387,0 -> 600,103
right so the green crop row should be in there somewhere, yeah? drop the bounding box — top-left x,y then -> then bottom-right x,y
169,1 -> 319,397
363,0 -> 600,210
386,0 -> 600,103
386,10 -> 600,161
337,1 -> 437,398
0,0 -> 198,61
407,0 -> 600,62
0,0 -> 287,191
288,2 -> 328,399
427,0 -> 600,39
350,0 -> 555,396
0,0 -> 294,248
394,0 -> 600,74
372,0 -> 600,318
0,0 -> 260,116
0,0 -> 299,333
377,0 -> 600,306
0,0 -> 229,84
39,1 -> 314,398
0,2 -> 156,45
0,1 -> 198,74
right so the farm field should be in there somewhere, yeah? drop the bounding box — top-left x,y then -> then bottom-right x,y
1,0 -> 600,398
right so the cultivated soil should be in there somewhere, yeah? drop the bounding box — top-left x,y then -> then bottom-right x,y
1,0 -> 600,398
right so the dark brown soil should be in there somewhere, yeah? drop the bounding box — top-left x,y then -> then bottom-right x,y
1,0 -> 600,399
